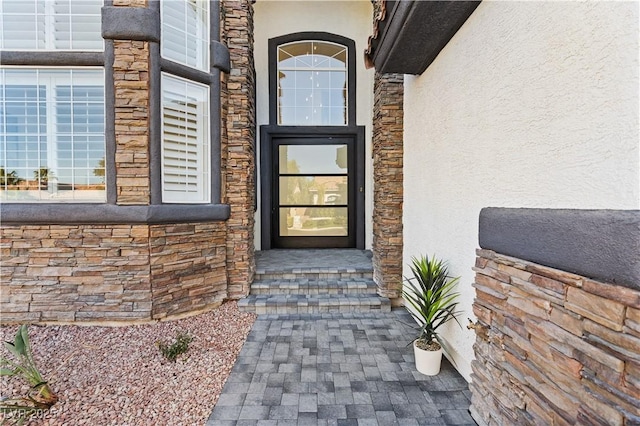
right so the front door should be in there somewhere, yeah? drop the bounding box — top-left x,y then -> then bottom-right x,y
260,127 -> 365,250
272,137 -> 355,248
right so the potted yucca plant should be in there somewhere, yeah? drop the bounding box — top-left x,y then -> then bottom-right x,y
403,255 -> 462,375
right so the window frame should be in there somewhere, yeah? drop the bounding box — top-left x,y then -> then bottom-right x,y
160,0 -> 210,73
0,67 -> 106,203
157,0 -> 217,205
0,0 -> 104,52
276,40 -> 348,126
268,32 -> 357,127
0,0 -> 229,223
160,72 -> 211,204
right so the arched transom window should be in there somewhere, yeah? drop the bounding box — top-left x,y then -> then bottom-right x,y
277,41 -> 347,126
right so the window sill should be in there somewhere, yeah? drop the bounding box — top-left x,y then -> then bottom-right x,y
0,203 -> 230,225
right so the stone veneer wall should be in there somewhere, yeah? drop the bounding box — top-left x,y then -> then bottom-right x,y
470,249 -> 640,425
221,0 -> 256,299
1,223 -> 228,323
149,223 -> 227,319
113,38 -> 150,205
371,71 -> 404,301
1,225 -> 150,323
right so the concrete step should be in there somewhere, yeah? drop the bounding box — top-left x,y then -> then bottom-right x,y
245,250 -> 381,316
238,294 -> 391,315
255,268 -> 373,281
250,278 -> 377,295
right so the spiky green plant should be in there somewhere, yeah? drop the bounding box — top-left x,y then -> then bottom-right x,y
403,255 -> 462,352
157,332 -> 193,363
1,325 -> 57,425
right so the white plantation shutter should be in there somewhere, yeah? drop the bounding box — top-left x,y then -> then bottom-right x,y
55,0 -> 102,50
161,74 -> 210,203
0,0 -> 102,51
161,0 -> 209,71
0,0 -> 43,49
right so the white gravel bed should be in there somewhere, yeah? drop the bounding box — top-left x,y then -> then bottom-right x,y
1,301 -> 256,425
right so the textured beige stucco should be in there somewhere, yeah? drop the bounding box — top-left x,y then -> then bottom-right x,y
253,0 -> 375,249
403,1 -> 640,381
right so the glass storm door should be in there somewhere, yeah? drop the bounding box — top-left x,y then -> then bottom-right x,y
273,138 -> 355,248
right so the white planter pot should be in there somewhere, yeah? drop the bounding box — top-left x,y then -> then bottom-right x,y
413,341 -> 443,376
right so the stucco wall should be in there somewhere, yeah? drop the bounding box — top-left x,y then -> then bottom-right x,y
253,0 -> 374,249
403,1 -> 640,381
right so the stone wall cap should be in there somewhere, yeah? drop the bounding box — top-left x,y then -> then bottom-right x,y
0,204 -> 230,225
102,6 -> 160,42
479,208 -> 640,290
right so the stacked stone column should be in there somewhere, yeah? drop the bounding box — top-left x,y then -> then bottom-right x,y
221,0 -> 257,299
369,1 -> 405,303
113,35 -> 151,205
372,72 -> 404,302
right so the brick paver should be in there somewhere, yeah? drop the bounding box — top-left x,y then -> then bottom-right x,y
254,250 -> 374,274
207,310 -> 475,425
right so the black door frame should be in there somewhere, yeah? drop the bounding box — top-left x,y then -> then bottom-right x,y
260,125 -> 365,250
261,32 -> 364,250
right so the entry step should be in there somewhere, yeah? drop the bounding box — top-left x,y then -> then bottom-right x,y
238,294 -> 391,315
250,278 -> 377,295
255,269 -> 373,281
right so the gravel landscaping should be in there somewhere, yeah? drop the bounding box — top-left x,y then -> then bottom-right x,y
1,301 -> 256,425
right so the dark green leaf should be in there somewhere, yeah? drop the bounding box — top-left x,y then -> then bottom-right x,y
19,325 -> 30,358
13,327 -> 25,356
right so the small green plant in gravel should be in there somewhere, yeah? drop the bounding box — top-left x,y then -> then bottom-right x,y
157,333 -> 193,362
1,325 -> 57,425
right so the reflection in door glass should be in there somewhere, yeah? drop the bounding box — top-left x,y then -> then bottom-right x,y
279,176 -> 347,205
279,145 -> 347,174
279,207 -> 348,236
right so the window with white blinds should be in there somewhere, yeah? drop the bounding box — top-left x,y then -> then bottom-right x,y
0,68 -> 106,202
0,0 -> 103,51
161,73 -> 210,203
161,0 -> 209,72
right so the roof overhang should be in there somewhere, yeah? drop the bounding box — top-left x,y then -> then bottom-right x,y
365,1 -> 481,75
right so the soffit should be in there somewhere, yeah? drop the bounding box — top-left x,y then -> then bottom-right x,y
365,0 -> 481,75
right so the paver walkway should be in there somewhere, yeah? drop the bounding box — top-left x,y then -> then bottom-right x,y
207,310 -> 475,425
